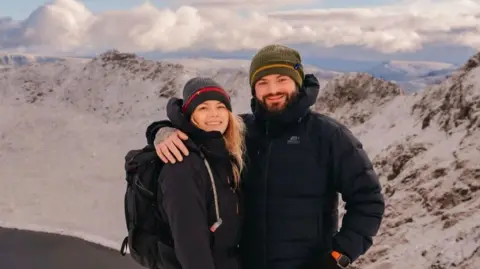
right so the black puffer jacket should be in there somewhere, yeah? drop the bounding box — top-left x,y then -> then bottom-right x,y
147,98 -> 242,269
238,75 -> 385,269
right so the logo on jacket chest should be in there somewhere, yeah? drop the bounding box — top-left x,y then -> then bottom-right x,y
287,135 -> 300,144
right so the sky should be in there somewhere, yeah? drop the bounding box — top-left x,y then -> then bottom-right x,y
0,0 -> 478,64
1,0 -> 401,19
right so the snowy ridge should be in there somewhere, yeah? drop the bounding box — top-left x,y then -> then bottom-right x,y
0,50 -> 338,120
412,54 -> 480,134
315,72 -> 404,127
0,50 -> 479,269
60,50 -> 193,122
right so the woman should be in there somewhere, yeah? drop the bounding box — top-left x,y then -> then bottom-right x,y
157,77 -> 245,269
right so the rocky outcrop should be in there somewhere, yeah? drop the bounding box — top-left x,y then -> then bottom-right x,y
372,135 -> 430,181
412,52 -> 480,135
315,72 -> 403,126
90,49 -> 186,85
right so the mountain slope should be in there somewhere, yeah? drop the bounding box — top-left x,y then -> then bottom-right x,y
0,50 -> 479,269
315,72 -> 404,127
314,54 -> 480,269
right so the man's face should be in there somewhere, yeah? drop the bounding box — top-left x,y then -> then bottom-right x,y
254,74 -> 297,112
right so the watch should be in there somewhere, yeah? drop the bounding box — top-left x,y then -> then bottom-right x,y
331,250 -> 351,268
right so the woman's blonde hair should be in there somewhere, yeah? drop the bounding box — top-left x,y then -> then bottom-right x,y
223,111 -> 246,189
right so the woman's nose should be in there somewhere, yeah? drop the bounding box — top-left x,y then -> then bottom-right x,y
208,107 -> 219,116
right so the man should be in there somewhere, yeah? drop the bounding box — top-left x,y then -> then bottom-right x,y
146,44 -> 385,269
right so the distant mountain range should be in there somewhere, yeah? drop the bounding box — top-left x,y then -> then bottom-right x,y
0,52 -> 88,66
366,60 -> 456,80
0,52 -> 459,92
364,60 -> 458,92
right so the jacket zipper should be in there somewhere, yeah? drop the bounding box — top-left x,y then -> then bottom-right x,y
262,121 -> 272,268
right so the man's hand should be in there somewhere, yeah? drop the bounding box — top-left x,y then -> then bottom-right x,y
155,129 -> 190,163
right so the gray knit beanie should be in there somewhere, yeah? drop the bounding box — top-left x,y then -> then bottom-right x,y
181,77 -> 232,118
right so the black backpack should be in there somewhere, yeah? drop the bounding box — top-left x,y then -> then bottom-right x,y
119,144 -> 169,269
119,144 -> 222,269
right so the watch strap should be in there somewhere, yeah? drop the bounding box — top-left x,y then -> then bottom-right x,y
331,250 -> 351,268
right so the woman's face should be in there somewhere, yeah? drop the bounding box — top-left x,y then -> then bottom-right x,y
191,100 -> 229,133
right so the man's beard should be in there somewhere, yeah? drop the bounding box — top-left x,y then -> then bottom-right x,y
259,91 -> 298,114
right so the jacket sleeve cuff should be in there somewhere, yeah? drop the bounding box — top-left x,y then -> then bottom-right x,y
145,120 -> 173,145
331,229 -> 366,262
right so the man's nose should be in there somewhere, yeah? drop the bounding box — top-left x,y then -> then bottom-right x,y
267,83 -> 279,94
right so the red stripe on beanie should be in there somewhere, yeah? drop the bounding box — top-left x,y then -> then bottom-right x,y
182,87 -> 230,113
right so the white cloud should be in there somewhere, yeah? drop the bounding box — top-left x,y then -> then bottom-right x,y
0,0 -> 479,55
163,0 -> 312,9
269,0 -> 480,52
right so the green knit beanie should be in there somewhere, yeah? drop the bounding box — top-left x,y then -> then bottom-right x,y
249,44 -> 305,90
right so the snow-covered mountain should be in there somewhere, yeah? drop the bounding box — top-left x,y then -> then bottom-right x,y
0,51 -> 451,92
315,72 -> 404,127
0,52 -> 86,66
0,50 -> 479,269
315,55 -> 480,269
368,60 -> 455,79
366,60 -> 458,92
